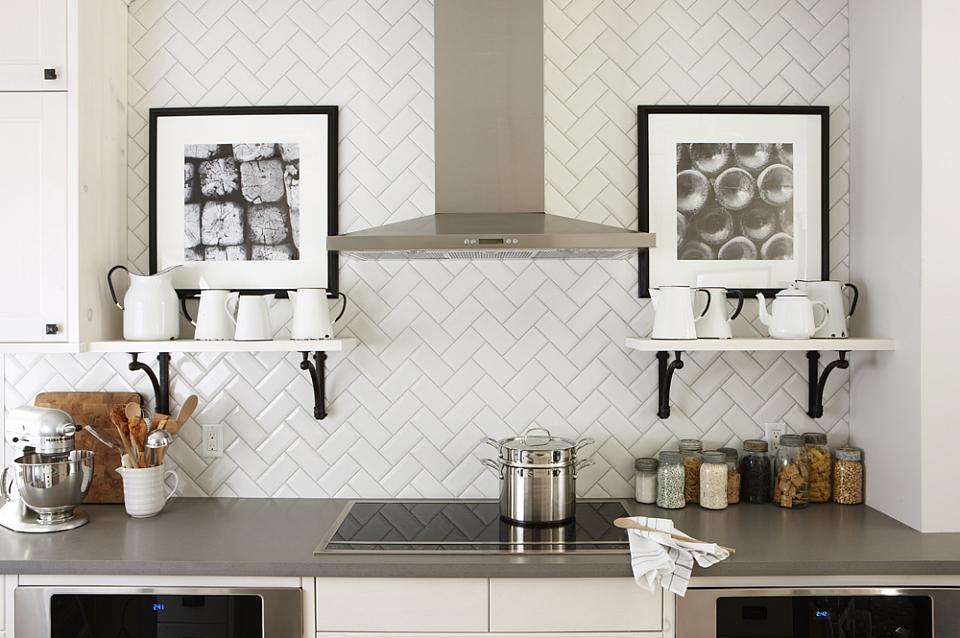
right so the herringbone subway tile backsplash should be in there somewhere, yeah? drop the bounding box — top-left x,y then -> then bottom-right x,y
3,0 -> 851,498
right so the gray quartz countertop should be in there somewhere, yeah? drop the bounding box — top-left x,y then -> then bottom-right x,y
2,498 -> 960,578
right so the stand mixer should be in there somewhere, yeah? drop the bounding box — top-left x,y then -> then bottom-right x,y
1,406 -> 95,533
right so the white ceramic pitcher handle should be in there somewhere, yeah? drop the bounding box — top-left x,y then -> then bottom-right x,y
223,292 -> 239,326
163,471 -> 179,502
812,300 -> 829,333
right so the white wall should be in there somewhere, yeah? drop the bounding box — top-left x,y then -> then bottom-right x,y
848,0 -> 922,529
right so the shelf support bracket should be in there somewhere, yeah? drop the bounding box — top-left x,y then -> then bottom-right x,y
807,350 -> 849,418
300,351 -> 328,420
128,352 -> 171,415
657,351 -> 684,419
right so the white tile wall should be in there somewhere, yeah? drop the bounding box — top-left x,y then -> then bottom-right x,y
3,0 -> 851,497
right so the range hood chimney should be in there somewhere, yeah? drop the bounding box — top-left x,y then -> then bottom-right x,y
326,0 -> 656,259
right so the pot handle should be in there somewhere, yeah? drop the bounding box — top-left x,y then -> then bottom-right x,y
480,458 -> 504,480
573,458 -> 595,478
574,438 -> 595,453
106,265 -> 128,311
522,426 -> 552,443
482,437 -> 500,451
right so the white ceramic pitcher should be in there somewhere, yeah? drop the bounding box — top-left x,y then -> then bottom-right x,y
288,289 -> 348,340
695,288 -> 744,339
224,294 -> 274,341
182,290 -> 234,341
649,286 -> 711,339
795,280 -> 859,338
107,265 -> 180,341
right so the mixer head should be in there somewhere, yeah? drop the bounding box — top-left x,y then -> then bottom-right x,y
5,406 -> 77,457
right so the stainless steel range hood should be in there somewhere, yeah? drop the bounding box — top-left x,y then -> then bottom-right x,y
326,0 -> 656,260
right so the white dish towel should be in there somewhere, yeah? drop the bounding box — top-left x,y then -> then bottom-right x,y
626,516 -> 730,597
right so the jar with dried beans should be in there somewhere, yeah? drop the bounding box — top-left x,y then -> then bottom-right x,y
699,450 -> 728,510
719,447 -> 740,504
656,451 -> 685,509
680,438 -> 703,504
833,446 -> 864,505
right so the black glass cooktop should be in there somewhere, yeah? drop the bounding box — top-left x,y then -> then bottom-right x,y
317,500 -> 630,553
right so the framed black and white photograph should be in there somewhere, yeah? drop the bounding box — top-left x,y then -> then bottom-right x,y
638,105 -> 829,297
149,106 -> 339,296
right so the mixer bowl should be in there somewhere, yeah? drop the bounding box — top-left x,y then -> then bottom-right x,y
4,451 -> 94,524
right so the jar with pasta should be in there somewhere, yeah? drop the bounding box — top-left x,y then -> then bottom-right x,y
680,438 -> 703,504
699,450 -> 728,510
773,434 -> 809,509
718,447 -> 740,504
656,451 -> 685,509
833,446 -> 864,505
803,432 -> 832,503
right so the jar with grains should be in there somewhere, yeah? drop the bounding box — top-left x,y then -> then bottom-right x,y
656,451 -> 685,509
719,447 -> 740,504
699,450 -> 728,510
635,457 -> 658,504
833,446 -> 864,505
774,434 -> 809,509
740,439 -> 772,504
680,439 -> 703,504
803,432 -> 832,503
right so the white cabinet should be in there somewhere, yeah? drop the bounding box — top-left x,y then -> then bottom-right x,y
1,574 -> 14,634
0,93 -> 68,342
0,0 -> 67,91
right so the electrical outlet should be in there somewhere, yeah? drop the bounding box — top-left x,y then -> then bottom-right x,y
765,422 -> 786,452
201,424 -> 223,458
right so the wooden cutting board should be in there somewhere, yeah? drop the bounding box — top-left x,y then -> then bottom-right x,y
34,391 -> 141,504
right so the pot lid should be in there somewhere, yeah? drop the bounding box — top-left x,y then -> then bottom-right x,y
498,427 -> 576,452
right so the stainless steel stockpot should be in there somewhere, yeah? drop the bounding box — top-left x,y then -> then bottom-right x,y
482,427 -> 594,526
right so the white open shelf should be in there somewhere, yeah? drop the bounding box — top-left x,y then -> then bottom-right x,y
0,342 -> 84,354
625,337 -> 895,352
86,338 -> 357,354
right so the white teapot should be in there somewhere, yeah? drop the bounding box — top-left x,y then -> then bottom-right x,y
756,287 -> 828,340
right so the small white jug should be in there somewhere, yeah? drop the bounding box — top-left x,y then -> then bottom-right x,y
288,289 -> 348,340
795,280 -> 859,338
107,265 -> 180,341
695,288 -> 744,339
649,286 -> 711,339
183,290 -> 234,341
116,465 -> 179,518
224,294 -> 274,341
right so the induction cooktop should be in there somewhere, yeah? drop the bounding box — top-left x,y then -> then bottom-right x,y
315,500 -> 631,554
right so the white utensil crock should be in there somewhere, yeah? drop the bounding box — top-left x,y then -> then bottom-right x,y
184,290 -> 235,341
795,280 -> 859,338
695,288 -> 744,339
224,294 -> 274,341
116,465 -> 178,518
107,266 -> 180,341
288,289 -> 348,340
649,286 -> 711,339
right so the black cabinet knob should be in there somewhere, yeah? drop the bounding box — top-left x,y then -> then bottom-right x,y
43,68 -> 57,80
44,323 -> 59,335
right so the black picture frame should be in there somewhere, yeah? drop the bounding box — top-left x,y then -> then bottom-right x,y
148,105 -> 339,299
637,105 -> 830,299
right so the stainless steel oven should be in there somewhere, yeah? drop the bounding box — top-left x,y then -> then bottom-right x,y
677,587 -> 960,637
15,586 -> 302,637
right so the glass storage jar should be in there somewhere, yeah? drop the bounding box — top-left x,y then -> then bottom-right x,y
719,447 -> 740,504
699,450 -> 728,510
635,457 -> 658,504
774,434 -> 809,509
833,446 -> 864,505
803,431 -> 832,503
740,439 -> 772,504
679,438 -> 703,504
656,451 -> 685,509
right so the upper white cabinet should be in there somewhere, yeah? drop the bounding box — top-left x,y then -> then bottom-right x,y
0,0 -> 126,347
0,0 -> 68,91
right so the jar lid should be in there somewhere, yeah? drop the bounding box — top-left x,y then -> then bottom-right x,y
718,447 -> 738,462
635,457 -> 658,472
702,450 -> 727,464
803,431 -> 827,445
679,438 -> 703,452
743,439 -> 768,453
779,433 -> 804,447
836,446 -> 862,461
659,450 -> 682,464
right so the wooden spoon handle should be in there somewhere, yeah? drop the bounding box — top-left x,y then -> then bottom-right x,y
613,518 -> 736,555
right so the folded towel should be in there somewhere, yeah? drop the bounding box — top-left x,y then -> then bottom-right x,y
626,516 -> 730,596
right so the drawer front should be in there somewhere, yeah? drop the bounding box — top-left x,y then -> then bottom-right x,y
316,578 -> 488,632
489,578 -> 662,633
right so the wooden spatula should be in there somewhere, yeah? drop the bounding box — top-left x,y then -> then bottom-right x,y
167,395 -> 198,438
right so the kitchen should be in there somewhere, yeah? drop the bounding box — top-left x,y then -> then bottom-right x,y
0,0 -> 957,636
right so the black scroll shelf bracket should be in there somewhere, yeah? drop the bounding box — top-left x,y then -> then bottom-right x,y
656,349 -> 851,420
300,351 -> 329,420
128,352 -> 171,415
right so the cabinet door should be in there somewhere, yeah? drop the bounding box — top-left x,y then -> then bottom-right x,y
0,0 -> 67,90
0,93 -> 68,341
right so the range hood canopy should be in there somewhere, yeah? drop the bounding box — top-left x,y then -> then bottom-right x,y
326,0 -> 655,260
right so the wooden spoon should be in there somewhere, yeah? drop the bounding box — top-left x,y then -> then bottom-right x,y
131,417 -> 149,468
613,517 -> 736,555
125,402 -> 141,421
167,395 -> 198,438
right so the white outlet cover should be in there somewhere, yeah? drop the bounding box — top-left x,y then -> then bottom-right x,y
765,422 -> 786,452
201,424 -> 224,458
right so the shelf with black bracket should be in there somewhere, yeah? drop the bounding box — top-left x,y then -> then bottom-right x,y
626,338 -> 895,420
88,339 -> 357,421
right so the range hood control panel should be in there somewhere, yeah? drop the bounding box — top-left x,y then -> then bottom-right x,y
464,238 -> 520,245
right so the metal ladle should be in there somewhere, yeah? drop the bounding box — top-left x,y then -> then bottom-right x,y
145,429 -> 173,467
